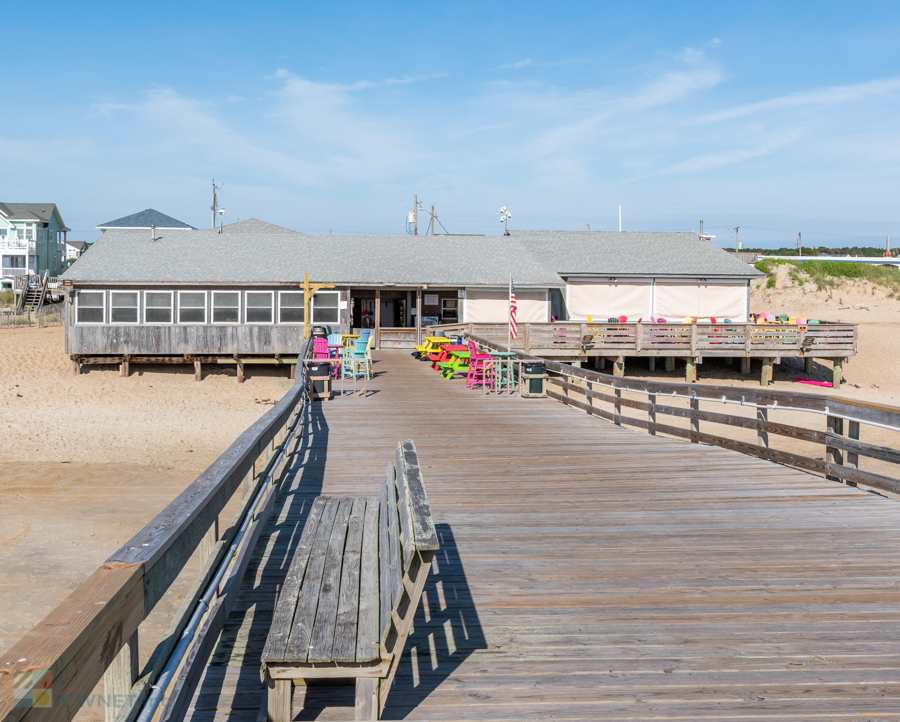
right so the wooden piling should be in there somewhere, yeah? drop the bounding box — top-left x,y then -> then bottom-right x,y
761,357 -> 772,387
833,358 -> 843,390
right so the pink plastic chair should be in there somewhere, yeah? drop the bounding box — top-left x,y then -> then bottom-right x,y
312,337 -> 331,360
465,341 -> 494,391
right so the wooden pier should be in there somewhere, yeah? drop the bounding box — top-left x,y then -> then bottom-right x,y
3,349 -> 900,722
182,352 -> 900,720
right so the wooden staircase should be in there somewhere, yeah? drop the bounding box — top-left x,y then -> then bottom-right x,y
15,272 -> 49,314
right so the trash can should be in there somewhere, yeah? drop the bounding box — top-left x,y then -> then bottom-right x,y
311,326 -> 328,338
521,362 -> 547,398
306,361 -> 332,401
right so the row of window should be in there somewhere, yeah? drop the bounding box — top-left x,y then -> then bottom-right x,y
75,290 -> 340,325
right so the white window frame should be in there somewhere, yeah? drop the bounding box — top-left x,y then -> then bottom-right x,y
75,290 -> 105,325
109,290 -> 140,325
278,291 -> 305,325
244,290 -> 275,325
178,290 -> 208,325
144,290 -> 174,325
211,290 -> 241,325
311,290 -> 340,325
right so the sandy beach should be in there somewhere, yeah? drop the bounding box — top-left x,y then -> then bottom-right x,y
0,326 -> 294,660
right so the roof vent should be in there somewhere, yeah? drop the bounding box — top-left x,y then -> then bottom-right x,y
150,224 -> 156,241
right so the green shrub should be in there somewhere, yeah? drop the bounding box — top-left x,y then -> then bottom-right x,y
754,260 -> 773,275
0,290 -> 14,307
766,276 -> 776,289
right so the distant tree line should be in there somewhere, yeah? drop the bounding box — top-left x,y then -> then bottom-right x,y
732,246 -> 897,258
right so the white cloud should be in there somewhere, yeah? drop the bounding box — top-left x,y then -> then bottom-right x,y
497,59 -> 534,70
697,77 -> 900,123
660,130 -> 802,175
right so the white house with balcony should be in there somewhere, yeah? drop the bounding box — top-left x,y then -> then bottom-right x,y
0,203 -> 69,288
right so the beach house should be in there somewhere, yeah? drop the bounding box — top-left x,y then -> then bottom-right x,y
0,203 -> 69,284
60,221 -> 760,365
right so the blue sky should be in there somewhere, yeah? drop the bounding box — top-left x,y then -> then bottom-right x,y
3,1 -> 899,247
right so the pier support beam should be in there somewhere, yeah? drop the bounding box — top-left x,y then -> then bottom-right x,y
613,356 -> 625,377
805,357 -> 813,375
664,356 -> 674,373
120,356 -> 130,378
741,357 -> 750,375
761,357 -> 772,387
598,358 -> 606,371
685,357 -> 695,383
648,357 -> 655,372
194,359 -> 202,381
833,358 -> 843,390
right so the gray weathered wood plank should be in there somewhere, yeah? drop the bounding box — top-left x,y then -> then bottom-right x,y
261,496 -> 326,664
306,497 -> 353,663
398,439 -> 439,551
283,497 -> 341,662
356,496 -> 380,663
390,455 -> 414,570
377,483 -> 391,643
330,497 -> 367,663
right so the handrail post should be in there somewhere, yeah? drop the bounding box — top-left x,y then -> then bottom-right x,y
614,384 -> 622,425
846,420 -> 859,471
690,397 -> 699,442
648,392 -> 656,435
104,630 -> 139,722
825,414 -> 844,481
757,407 -> 769,448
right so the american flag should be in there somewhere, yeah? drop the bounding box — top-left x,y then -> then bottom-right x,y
509,277 -> 518,339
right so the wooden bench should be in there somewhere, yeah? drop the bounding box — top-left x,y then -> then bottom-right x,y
260,439 -> 438,721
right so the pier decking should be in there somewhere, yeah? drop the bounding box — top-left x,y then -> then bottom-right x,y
185,351 -> 900,721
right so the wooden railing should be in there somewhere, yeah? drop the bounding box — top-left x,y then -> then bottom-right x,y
434,321 -> 857,387
432,321 -> 857,358
0,339 -> 312,722
467,333 -> 900,498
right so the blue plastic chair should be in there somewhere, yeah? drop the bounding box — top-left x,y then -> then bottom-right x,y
326,333 -> 344,361
342,338 -> 371,378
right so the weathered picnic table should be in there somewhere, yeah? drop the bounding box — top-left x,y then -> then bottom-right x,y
260,439 -> 438,721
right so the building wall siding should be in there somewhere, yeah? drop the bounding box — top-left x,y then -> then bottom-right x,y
67,324 -> 306,355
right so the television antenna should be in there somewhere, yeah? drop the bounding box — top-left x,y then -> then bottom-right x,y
500,206 -> 512,235
211,179 -> 224,229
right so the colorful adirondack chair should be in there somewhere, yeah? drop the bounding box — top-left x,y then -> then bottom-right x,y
312,337 -> 331,360
465,341 -> 494,391
341,337 -> 371,379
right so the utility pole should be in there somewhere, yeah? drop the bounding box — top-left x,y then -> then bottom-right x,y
413,194 -> 418,236
431,205 -> 435,235
211,179 -> 223,229
797,232 -> 802,256
700,220 -> 704,239
731,226 -> 740,251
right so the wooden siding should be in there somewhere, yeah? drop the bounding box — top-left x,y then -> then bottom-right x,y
67,324 -> 307,355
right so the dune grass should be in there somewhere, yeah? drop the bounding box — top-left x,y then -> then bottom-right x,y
786,260 -> 900,293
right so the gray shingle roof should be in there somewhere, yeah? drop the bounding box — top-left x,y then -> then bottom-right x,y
510,231 -> 762,279
219,218 -> 302,235
0,202 -> 69,230
63,229 -> 564,287
63,227 -> 761,287
97,209 -> 196,230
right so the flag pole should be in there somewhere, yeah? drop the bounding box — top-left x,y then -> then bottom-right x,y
507,272 -> 512,352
